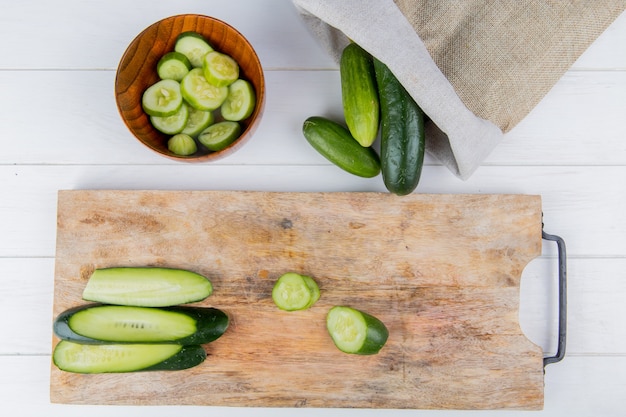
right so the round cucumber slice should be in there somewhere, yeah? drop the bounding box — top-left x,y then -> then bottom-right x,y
157,51 -> 192,81
142,79 -> 183,117
272,272 -> 319,311
174,31 -> 214,68
198,121 -> 241,151
326,306 -> 389,355
168,133 -> 198,156
181,68 -> 228,111
221,79 -> 256,121
202,51 -> 239,87
181,106 -> 214,138
150,102 -> 189,135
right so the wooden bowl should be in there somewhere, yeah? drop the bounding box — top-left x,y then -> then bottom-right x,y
115,14 -> 265,162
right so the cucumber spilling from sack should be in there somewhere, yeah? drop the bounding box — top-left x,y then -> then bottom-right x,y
374,58 -> 425,195
302,41 -> 427,193
340,43 -> 379,147
141,31 -> 257,156
302,116 -> 380,178
82,267 -> 213,307
53,341 -> 207,373
54,304 -> 229,345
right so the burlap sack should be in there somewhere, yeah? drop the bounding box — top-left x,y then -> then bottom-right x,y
293,0 -> 625,179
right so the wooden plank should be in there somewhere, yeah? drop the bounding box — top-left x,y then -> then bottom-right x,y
50,190 -> 543,409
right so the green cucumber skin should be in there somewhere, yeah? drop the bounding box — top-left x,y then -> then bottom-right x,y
373,59 -> 425,196
53,304 -> 229,345
302,116 -> 380,178
355,309 -> 389,355
142,344 -> 206,372
340,43 -> 380,147
53,341 -> 206,374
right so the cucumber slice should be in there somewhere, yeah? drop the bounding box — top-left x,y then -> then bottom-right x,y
202,51 -> 239,87
142,79 -> 183,117
181,68 -> 228,111
168,133 -> 198,156
302,275 -> 321,308
150,102 -> 189,135
326,306 -> 389,355
157,51 -> 192,81
272,272 -> 319,311
198,121 -> 241,151
54,304 -> 229,345
53,341 -> 206,373
174,31 -> 214,68
181,106 -> 214,138
82,267 -> 213,307
221,79 -> 256,121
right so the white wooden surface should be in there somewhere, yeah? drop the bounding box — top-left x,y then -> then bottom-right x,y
1,0 -> 625,415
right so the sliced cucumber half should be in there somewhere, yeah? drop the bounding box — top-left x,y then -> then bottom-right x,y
221,79 -> 256,121
181,68 -> 228,111
150,102 -> 189,135
198,121 -> 241,151
157,51 -> 192,81
142,79 -> 183,117
202,51 -> 239,87
82,267 -> 213,307
326,306 -> 389,355
174,31 -> 213,68
53,341 -> 206,373
181,106 -> 214,138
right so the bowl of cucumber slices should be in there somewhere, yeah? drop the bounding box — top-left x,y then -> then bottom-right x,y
115,14 -> 265,161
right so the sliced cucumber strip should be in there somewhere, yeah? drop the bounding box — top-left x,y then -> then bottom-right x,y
181,106 -> 214,138
326,306 -> 389,355
198,121 -> 241,151
221,79 -> 256,121
202,51 -> 239,87
157,51 -> 192,81
174,31 -> 214,68
272,272 -> 319,311
181,68 -> 228,111
168,133 -> 198,156
54,304 -> 229,345
150,102 -> 189,135
82,267 -> 213,307
53,341 -> 206,373
142,79 -> 183,117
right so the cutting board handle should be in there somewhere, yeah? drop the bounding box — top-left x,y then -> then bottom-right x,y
542,228 -> 567,367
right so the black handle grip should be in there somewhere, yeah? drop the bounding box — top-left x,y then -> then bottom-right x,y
542,229 -> 567,367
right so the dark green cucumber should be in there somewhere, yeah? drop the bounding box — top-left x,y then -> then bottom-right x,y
373,58 -> 425,196
53,340 -> 206,373
82,267 -> 213,307
326,306 -> 389,355
340,43 -> 379,147
53,304 -> 228,345
302,116 -> 380,178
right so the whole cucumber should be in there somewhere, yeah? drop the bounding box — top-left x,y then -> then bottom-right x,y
302,116 -> 380,178
373,58 -> 425,196
340,43 -> 379,147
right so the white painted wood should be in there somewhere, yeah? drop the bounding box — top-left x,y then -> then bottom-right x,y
1,0 -> 625,414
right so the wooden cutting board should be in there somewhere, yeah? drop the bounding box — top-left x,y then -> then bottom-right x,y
50,190 -> 545,410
